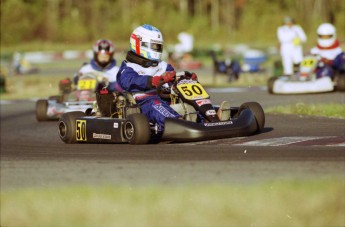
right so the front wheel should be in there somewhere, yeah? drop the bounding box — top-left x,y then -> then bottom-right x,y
238,102 -> 265,132
123,113 -> 151,145
58,111 -> 85,144
36,99 -> 48,121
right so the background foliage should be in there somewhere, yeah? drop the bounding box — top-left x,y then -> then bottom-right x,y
1,0 -> 345,50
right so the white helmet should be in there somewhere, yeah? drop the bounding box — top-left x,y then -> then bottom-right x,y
130,24 -> 163,61
317,23 -> 336,48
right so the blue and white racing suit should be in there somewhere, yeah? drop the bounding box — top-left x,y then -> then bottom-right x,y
116,60 -> 181,133
74,59 -> 119,87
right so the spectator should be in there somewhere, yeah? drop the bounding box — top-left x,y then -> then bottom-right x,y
277,16 -> 307,76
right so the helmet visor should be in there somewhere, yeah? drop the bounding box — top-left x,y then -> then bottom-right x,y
142,42 -> 163,53
318,34 -> 333,40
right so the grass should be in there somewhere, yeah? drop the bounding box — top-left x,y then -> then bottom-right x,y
266,103 -> 345,119
1,179 -> 344,227
0,74 -> 70,100
0,72 -> 270,100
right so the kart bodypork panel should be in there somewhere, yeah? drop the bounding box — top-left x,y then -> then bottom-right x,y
46,100 -> 94,120
74,116 -> 127,143
72,109 -> 258,143
273,77 -> 334,94
162,109 -> 258,142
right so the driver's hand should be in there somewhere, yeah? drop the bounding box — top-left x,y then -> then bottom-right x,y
161,71 -> 176,83
185,71 -> 198,81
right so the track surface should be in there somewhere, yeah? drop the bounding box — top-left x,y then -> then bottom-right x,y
1,89 -> 345,190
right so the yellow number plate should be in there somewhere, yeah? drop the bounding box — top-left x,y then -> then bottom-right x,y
176,82 -> 209,100
77,79 -> 97,90
76,120 -> 87,141
301,57 -> 317,68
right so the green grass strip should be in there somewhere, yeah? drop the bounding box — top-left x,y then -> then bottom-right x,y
266,103 -> 345,119
1,179 -> 344,227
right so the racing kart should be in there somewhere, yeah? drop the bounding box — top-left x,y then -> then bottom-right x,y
268,55 -> 345,94
58,72 -> 265,144
36,73 -> 102,121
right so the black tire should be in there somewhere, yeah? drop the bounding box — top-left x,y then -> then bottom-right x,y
36,99 -> 48,121
335,72 -> 345,91
238,102 -> 265,132
123,113 -> 151,145
58,111 -> 85,144
267,77 -> 277,94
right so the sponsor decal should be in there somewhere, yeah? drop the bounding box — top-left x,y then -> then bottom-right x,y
93,133 -> 111,140
206,109 -> 216,116
113,122 -> 119,128
204,121 -> 233,127
196,99 -> 211,106
150,39 -> 163,44
153,104 -> 177,117
177,79 -> 198,86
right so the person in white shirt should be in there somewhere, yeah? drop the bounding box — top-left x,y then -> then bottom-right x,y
277,16 -> 307,76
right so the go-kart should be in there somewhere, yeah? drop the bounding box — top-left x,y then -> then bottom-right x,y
58,72 -> 265,144
268,55 -> 345,94
36,73 -> 103,121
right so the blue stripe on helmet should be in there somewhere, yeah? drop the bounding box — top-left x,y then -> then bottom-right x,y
142,24 -> 160,32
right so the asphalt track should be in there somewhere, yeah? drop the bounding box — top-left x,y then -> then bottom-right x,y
1,88 -> 344,190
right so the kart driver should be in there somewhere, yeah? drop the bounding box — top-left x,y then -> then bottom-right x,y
115,24 -> 184,133
59,39 -> 120,97
74,39 -> 119,87
309,23 -> 345,77
277,16 -> 307,76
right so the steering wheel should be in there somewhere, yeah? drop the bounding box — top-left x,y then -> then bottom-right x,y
156,79 -> 173,99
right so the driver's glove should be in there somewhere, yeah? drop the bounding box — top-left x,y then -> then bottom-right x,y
151,71 -> 176,87
161,71 -> 176,83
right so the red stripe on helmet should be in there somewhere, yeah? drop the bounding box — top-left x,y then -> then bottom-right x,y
131,33 -> 140,55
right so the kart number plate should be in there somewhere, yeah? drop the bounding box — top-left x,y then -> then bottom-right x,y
301,56 -> 317,69
78,79 -> 97,90
76,120 -> 87,141
177,83 -> 209,100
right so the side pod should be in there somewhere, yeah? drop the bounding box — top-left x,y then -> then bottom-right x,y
162,109 -> 258,142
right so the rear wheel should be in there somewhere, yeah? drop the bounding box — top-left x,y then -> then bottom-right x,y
58,111 -> 85,144
123,113 -> 151,145
36,99 -> 48,121
238,102 -> 265,132
267,77 -> 277,94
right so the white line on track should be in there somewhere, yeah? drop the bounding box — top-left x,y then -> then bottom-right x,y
236,136 -> 342,146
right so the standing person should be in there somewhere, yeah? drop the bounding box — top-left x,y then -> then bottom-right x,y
116,24 -> 183,133
277,16 -> 307,76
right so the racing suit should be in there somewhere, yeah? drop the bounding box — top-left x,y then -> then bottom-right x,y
74,58 -> 119,86
277,24 -> 307,75
116,57 -> 181,133
310,39 -> 345,78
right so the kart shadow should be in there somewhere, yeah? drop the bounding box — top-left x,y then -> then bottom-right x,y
261,127 -> 273,134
